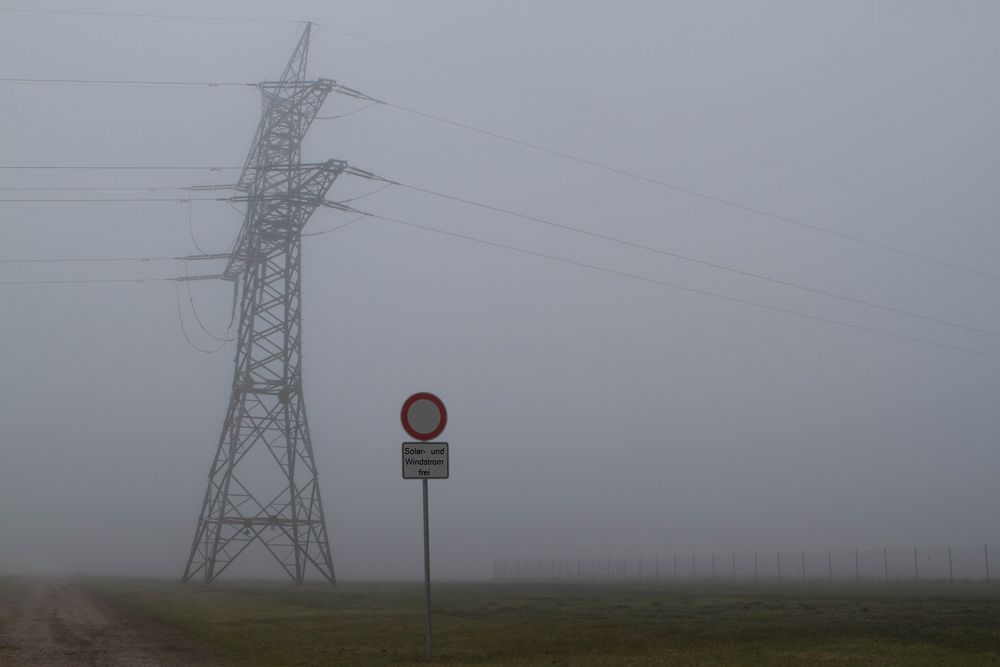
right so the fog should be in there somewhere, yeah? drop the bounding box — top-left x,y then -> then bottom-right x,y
1,1 -> 998,581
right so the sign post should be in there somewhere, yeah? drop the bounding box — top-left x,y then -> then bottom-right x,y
400,392 -> 448,661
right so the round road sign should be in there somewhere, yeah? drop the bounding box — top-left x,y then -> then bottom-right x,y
401,392 -> 447,441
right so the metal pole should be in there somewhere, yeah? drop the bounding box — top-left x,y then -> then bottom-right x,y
801,550 -> 806,581
855,549 -> 859,582
673,555 -> 678,579
883,547 -> 888,582
828,550 -> 832,583
732,552 -> 736,582
986,544 -> 991,582
754,551 -> 758,582
422,479 -> 433,660
777,552 -> 781,582
655,556 -> 659,581
914,546 -> 919,582
948,545 -> 953,585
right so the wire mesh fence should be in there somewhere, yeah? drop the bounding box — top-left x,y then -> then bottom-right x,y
492,544 -> 999,584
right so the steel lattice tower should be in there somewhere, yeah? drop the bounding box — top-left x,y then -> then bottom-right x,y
183,24 -> 340,584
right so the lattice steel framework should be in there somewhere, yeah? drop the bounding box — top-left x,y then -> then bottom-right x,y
183,23 -> 340,584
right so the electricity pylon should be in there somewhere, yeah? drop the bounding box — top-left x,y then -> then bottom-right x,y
182,23 -> 340,584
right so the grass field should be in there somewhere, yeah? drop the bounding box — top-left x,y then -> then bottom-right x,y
86,579 -> 1000,665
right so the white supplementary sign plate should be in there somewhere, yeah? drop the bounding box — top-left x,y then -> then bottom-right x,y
402,442 -> 449,479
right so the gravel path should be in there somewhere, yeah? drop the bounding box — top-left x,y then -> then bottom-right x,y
0,579 -> 224,666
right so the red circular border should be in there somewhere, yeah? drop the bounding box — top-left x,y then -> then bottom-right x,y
401,392 -> 447,441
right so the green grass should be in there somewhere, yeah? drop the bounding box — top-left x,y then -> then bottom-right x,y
85,579 -> 1000,666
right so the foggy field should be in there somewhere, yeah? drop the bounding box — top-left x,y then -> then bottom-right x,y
3,3 -> 1000,665
80,579 -> 1000,666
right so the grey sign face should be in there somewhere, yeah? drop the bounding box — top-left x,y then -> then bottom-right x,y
406,399 -> 442,436
402,443 -> 449,479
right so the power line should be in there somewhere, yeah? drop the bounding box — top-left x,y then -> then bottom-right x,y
0,7 -> 304,24
0,186 -> 210,192
0,77 -> 255,88
312,23 -> 987,253
0,253 -> 226,264
173,282 -> 228,354
0,165 -> 241,171
2,256 -> 183,264
301,213 -> 368,237
0,166 -> 240,172
336,182 -> 394,204
0,196 -> 231,203
340,204 -> 1000,363
315,101 -> 381,120
355,95 -> 1000,284
187,200 -> 212,256
388,180 -> 1000,339
0,276 -> 175,286
182,261 -> 234,342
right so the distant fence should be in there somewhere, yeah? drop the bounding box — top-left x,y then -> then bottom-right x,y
492,545 -> 999,584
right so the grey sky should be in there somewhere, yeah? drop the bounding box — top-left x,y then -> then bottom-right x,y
1,0 -> 998,580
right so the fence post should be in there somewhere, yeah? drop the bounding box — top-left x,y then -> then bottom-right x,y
655,555 -> 659,581
883,547 -> 888,582
607,556 -> 611,583
754,551 -> 759,582
732,552 -> 736,582
673,554 -> 678,579
855,549 -> 859,582
913,547 -> 918,582
948,545 -> 953,585
777,552 -> 782,582
712,553 -> 716,580
692,554 -> 696,580
801,550 -> 806,581
639,556 -> 643,582
986,545 -> 991,582
828,550 -> 833,583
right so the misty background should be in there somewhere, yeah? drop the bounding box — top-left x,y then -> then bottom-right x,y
1,0 -> 998,580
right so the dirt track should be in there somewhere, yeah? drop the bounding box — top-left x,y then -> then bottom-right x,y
0,579 -> 223,666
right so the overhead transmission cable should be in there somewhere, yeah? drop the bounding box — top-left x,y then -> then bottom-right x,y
366,178 -> 1000,340
0,196 -> 233,203
187,200 -> 212,256
301,212 -> 369,237
0,254 -> 224,264
327,85 -> 1000,284
311,22 -> 930,225
0,273 -> 222,285
0,77 -> 256,89
1,5 -> 984,253
0,7 -> 304,24
0,165 -> 241,171
182,260 -> 234,342
314,101 -> 381,120
173,281 -> 228,354
0,185 -> 215,192
329,202 -> 1000,363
